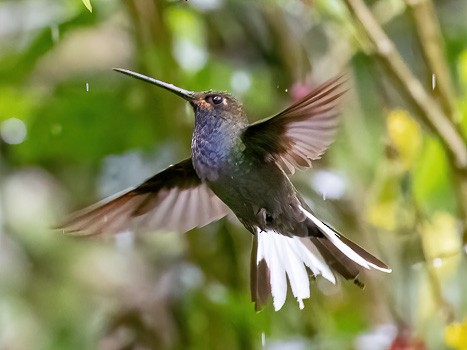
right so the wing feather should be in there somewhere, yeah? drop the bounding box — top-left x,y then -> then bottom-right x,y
58,158 -> 231,235
243,76 -> 346,174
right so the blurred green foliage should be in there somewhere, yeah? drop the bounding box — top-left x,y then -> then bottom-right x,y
0,0 -> 466,349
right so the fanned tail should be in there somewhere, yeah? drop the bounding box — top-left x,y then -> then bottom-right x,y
251,228 -> 336,311
299,205 -> 391,273
251,206 -> 391,311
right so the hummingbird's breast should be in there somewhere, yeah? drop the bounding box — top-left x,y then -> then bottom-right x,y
191,116 -> 245,182
190,111 -> 304,234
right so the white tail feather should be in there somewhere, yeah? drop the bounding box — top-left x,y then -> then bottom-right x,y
294,237 -> 336,283
298,205 -> 392,273
256,228 -> 336,311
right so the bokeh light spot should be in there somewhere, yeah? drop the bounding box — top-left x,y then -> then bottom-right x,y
1,118 -> 27,144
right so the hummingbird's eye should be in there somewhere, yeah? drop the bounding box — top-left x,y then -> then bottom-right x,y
207,95 -> 223,105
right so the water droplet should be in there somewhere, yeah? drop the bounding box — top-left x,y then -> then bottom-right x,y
86,82 -> 89,92
261,332 -> 266,347
0,118 -> 27,144
285,88 -> 288,93
432,73 -> 436,90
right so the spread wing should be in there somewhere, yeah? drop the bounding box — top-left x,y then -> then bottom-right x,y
59,158 -> 231,236
242,76 -> 346,174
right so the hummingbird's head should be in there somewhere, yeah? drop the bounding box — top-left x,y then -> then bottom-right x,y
114,68 -> 248,125
189,91 -> 247,125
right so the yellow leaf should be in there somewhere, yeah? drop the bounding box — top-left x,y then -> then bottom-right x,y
387,109 -> 422,171
445,319 -> 467,350
367,201 -> 397,231
82,0 -> 92,13
422,212 -> 461,277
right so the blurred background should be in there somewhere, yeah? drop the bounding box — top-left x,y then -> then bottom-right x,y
0,0 -> 466,349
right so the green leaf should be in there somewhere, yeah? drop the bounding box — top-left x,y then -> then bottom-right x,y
413,137 -> 456,214
81,0 -> 92,12
12,81 -> 156,165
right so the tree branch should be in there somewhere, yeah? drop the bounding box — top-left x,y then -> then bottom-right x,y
404,0 -> 457,123
341,0 -> 466,169
341,0 -> 467,246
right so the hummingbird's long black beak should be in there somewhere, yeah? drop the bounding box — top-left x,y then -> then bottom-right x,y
113,68 -> 196,101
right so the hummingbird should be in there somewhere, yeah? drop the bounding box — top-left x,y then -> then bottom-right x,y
61,68 -> 391,311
